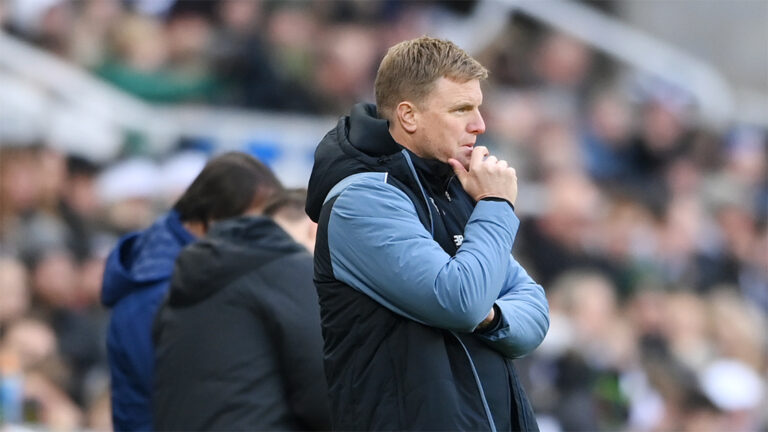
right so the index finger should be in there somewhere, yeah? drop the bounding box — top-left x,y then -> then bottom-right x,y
470,146 -> 489,171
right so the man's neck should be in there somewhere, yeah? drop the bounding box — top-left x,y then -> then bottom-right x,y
389,125 -> 422,158
182,221 -> 205,238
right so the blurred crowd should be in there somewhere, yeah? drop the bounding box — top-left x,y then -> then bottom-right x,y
1,0 -> 766,431
3,0 -> 465,113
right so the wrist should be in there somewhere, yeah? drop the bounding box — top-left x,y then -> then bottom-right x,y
474,304 -> 502,333
479,196 -> 515,211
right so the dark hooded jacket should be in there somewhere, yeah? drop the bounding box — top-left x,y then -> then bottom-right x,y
306,103 -> 549,431
152,215 -> 331,431
101,210 -> 195,432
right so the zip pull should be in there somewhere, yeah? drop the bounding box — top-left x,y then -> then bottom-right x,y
428,197 -> 446,215
445,176 -> 457,202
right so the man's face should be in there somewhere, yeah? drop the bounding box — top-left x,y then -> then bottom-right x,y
412,77 -> 486,169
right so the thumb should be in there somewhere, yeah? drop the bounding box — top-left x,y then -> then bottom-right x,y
448,158 -> 468,182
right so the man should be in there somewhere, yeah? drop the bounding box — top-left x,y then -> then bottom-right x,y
152,195 -> 330,430
101,152 -> 282,431
305,36 -> 550,430
264,188 -> 317,253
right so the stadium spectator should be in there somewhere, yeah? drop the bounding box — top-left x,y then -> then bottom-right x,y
152,194 -> 329,430
1,317 -> 82,428
0,256 -> 30,327
100,152 -> 282,431
263,188 -> 317,253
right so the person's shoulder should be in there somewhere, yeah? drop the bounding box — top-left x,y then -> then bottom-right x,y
332,172 -> 412,205
224,250 -> 313,306
110,280 -> 169,314
327,182 -> 415,231
325,171 -> 391,201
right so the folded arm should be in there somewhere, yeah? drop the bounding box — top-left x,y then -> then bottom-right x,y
327,177 -> 519,333
474,256 -> 549,358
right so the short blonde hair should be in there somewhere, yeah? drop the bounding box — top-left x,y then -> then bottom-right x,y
374,36 -> 488,120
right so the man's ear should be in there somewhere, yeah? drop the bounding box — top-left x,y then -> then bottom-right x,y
395,101 -> 418,133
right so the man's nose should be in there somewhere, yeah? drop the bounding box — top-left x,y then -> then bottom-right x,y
468,111 -> 486,135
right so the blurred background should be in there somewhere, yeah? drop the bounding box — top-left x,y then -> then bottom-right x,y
0,0 -> 766,430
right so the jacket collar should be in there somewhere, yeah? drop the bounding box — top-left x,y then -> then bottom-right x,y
348,103 -> 401,156
349,103 -> 454,184
408,151 -> 455,187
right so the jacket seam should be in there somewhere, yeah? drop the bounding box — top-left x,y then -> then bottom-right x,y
401,149 -> 434,236
450,331 -> 498,432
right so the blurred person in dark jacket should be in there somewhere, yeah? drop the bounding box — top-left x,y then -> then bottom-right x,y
210,1 -> 320,112
100,152 -> 282,431
151,193 -> 330,430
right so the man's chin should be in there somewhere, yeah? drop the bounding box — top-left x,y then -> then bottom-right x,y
451,159 -> 470,171
455,153 -> 472,170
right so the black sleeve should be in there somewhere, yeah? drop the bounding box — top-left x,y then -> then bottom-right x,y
263,253 -> 332,430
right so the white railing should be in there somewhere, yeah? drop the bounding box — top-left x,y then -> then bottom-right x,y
503,0 -> 738,128
0,29 -> 330,186
0,29 -> 177,156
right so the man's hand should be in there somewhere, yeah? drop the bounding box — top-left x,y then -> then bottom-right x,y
474,306 -> 497,332
448,146 -> 518,205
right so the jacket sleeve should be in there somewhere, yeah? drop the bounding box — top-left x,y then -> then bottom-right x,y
327,177 -> 519,333
267,254 -> 331,430
474,256 -> 550,358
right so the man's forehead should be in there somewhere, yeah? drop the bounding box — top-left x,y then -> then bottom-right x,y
428,77 -> 483,104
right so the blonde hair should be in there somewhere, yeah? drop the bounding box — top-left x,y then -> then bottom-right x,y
374,36 -> 488,120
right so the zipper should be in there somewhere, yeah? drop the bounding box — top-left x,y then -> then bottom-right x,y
445,175 -> 456,202
402,154 -> 496,430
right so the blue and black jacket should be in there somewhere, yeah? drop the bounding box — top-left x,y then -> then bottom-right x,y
306,103 -> 550,431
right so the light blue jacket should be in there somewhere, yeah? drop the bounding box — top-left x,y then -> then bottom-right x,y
325,171 -> 549,358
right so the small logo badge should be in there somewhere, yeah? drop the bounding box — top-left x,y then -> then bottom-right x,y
453,234 -> 464,247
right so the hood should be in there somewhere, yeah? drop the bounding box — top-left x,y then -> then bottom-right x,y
305,103 -> 403,222
167,215 -> 305,306
101,211 -> 195,307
